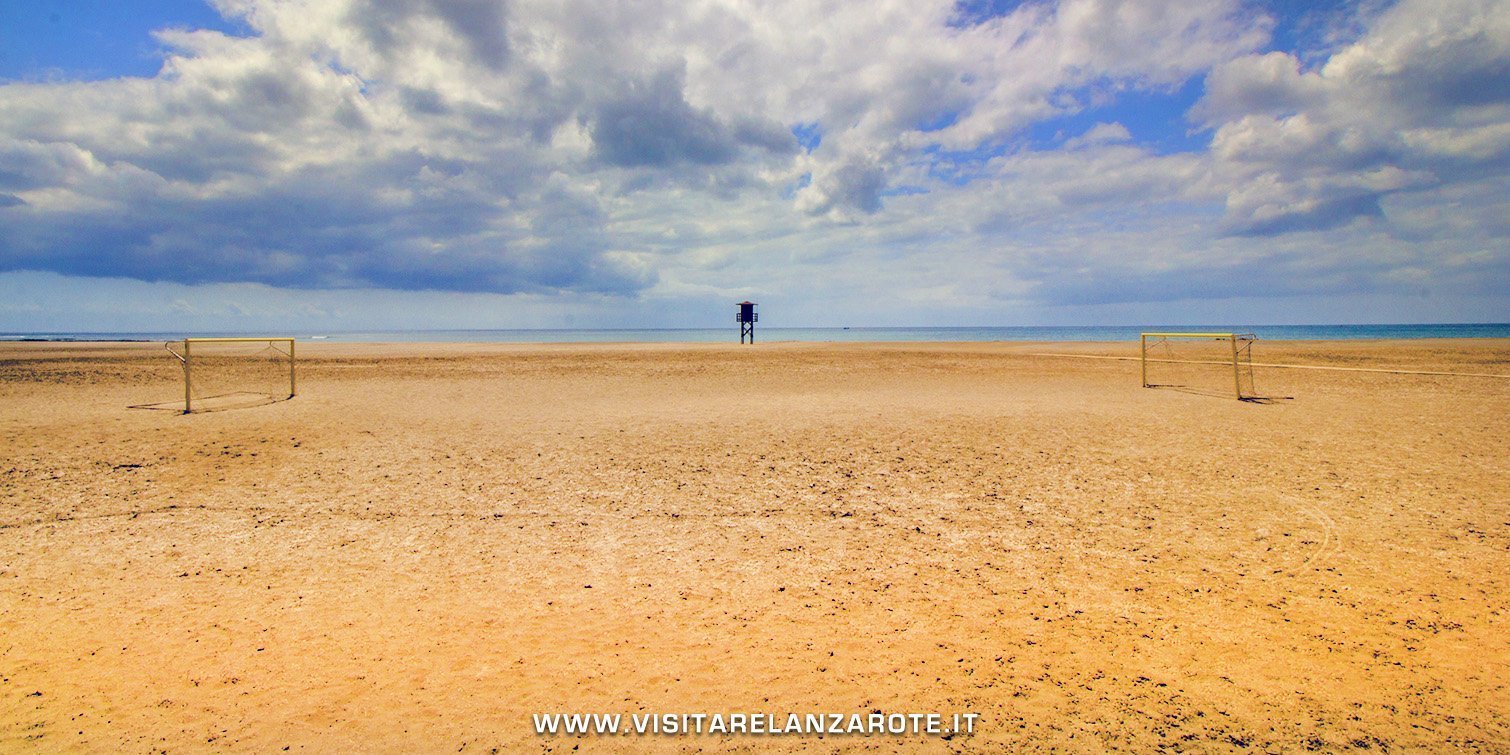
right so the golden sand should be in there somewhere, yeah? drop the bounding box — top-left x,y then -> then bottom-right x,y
1,340 -> 1506,751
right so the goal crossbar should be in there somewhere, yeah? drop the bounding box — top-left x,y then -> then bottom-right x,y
1140,332 -> 1255,400
166,337 -> 296,413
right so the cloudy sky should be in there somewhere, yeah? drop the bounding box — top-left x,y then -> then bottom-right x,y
0,0 -> 1506,332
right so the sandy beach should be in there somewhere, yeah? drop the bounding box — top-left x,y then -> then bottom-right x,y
1,339 -> 1506,752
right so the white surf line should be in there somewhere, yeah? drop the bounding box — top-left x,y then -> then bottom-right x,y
1027,352 -> 1510,379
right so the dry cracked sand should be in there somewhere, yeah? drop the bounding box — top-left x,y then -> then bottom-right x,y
1,339 -> 1506,752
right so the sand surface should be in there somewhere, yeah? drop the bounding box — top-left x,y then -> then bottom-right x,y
1,339 -> 1506,752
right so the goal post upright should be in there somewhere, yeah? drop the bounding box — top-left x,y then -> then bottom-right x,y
1230,333 -> 1241,401
1140,333 -> 1148,388
184,338 -> 192,413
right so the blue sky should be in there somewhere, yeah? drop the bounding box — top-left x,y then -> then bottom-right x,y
0,2 -> 250,80
0,0 -> 1505,331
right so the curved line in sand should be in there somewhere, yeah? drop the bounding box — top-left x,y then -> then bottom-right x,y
1294,505 -> 1340,571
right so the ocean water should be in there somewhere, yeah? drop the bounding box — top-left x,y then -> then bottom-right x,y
4,324 -> 1509,343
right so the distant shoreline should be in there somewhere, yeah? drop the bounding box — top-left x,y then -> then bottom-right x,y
4,323 -> 1510,344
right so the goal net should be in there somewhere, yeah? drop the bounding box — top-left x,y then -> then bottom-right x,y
1140,332 -> 1257,400
165,337 -> 296,413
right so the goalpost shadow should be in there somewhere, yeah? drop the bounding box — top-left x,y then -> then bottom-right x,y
129,392 -> 294,413
1142,382 -> 1290,404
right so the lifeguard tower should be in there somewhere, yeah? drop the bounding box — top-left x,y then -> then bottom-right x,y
737,301 -> 757,344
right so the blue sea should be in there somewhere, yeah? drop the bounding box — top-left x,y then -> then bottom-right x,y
4,324 -> 1508,343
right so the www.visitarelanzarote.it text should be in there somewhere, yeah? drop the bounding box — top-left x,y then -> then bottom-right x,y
533,711 -> 981,737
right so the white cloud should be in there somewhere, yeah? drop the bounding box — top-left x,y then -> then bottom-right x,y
0,0 -> 1505,326
1197,0 -> 1510,235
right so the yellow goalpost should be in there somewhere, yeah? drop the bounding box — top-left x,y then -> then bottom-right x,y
1140,332 -> 1257,400
165,337 -> 296,413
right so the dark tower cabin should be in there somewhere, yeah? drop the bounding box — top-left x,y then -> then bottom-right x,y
737,301 -> 758,344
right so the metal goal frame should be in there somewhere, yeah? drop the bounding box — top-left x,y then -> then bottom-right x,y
165,337 -> 295,413
1140,332 -> 1256,400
